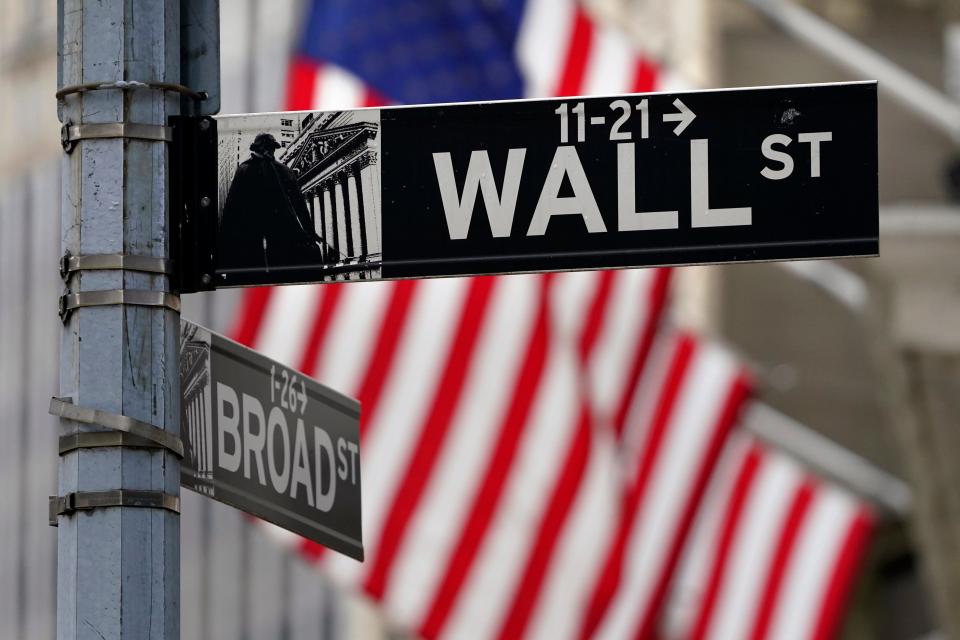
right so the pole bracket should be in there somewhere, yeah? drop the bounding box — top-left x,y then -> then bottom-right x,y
56,80 -> 207,102
49,490 -> 181,527
49,397 -> 184,459
59,289 -> 181,322
61,122 -> 173,153
58,432 -> 169,455
60,252 -> 173,282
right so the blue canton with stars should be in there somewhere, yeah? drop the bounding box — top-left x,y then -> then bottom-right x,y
298,0 -> 527,104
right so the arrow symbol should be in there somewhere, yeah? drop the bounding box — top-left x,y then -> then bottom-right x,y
663,98 -> 696,136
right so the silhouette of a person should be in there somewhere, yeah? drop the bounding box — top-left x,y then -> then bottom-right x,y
218,133 -> 332,271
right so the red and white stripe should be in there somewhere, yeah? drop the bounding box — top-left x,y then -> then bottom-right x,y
662,433 -> 874,640
286,59 -> 386,111
233,268 -> 727,639
580,331 -> 750,640
230,274 -> 756,640
287,0 -> 659,113
517,0 -> 660,98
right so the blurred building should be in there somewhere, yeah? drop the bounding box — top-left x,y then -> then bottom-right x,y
0,0 -> 957,638
710,2 -> 959,639
0,2 -> 62,639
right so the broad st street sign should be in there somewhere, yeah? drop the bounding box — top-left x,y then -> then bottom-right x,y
179,319 -> 363,560
172,81 -> 878,292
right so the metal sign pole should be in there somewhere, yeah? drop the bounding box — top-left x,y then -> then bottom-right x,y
55,1 -> 181,637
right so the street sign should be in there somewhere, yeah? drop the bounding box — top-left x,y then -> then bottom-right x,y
179,319 -> 363,560
173,81 -> 878,292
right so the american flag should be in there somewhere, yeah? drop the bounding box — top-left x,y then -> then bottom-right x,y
231,1 -> 873,637
663,433 -> 874,640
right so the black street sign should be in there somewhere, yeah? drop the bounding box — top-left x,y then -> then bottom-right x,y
179,319 -> 363,560
173,81 -> 878,292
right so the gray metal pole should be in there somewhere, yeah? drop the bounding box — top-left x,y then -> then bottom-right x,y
56,1 -> 180,638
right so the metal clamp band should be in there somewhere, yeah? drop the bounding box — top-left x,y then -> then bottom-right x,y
59,432 -> 166,455
60,253 -> 173,281
59,289 -> 181,321
49,490 -> 180,527
50,397 -> 184,459
56,80 -> 207,101
61,122 -> 173,152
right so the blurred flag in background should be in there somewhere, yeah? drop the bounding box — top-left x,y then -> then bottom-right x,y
282,0 -> 666,112
663,433 -> 874,640
231,1 -> 873,637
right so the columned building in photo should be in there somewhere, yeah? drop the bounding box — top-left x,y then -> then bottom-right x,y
281,112 -> 381,280
180,331 -> 214,496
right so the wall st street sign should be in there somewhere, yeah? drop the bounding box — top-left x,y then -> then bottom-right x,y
173,81 -> 878,292
179,319 -> 363,560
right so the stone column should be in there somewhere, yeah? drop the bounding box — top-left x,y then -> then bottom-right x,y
202,387 -> 213,477
323,184 -> 337,261
314,191 -> 328,262
194,392 -> 208,478
347,164 -> 366,257
334,175 -> 352,258
194,393 -> 204,477
309,191 -> 319,236
305,189 -> 316,231
359,153 -> 381,257
188,400 -> 199,473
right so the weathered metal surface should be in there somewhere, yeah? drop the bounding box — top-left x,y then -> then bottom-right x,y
56,1 -> 181,637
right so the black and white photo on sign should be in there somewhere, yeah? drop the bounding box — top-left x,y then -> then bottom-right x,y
216,110 -> 382,281
180,321 -> 215,497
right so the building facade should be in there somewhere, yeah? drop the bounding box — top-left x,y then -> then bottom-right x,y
281,111 -> 382,279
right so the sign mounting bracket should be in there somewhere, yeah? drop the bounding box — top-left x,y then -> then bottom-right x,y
49,396 -> 185,459
49,491 -> 181,527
